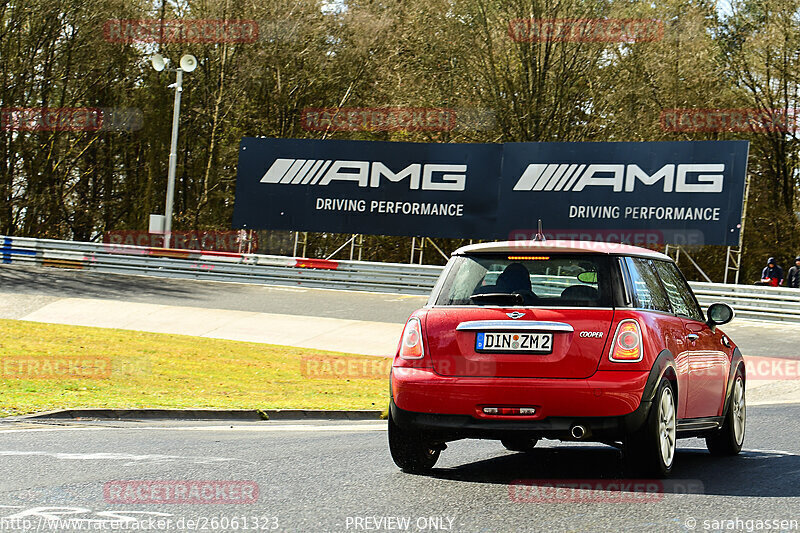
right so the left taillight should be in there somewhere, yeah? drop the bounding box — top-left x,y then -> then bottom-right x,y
399,317 -> 424,360
609,319 -> 643,362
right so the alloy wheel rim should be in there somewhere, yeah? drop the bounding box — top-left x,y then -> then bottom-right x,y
659,386 -> 676,467
732,377 -> 746,445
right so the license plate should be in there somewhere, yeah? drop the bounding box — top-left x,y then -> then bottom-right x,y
475,332 -> 553,353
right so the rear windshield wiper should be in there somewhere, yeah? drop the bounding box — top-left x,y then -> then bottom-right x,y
469,293 -> 524,305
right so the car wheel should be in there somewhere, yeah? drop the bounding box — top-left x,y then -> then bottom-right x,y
388,410 -> 440,474
706,369 -> 745,456
501,437 -> 539,452
625,378 -> 676,478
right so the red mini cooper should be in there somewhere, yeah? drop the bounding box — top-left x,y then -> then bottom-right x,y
388,240 -> 745,477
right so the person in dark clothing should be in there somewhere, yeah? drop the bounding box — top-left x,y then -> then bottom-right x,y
755,257 -> 784,286
787,257 -> 800,288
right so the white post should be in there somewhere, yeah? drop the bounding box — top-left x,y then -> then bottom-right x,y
163,69 -> 183,249
349,234 -> 357,260
724,246 -> 731,284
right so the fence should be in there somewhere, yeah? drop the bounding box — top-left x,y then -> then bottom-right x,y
2,235 -> 799,322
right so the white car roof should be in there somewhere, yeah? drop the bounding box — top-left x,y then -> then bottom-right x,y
453,240 -> 672,261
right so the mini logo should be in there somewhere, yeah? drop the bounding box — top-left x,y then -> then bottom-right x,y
507,312 -> 525,319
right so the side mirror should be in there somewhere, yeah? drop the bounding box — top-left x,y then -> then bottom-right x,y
706,302 -> 734,332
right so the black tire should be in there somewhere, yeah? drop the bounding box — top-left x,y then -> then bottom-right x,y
624,378 -> 676,478
388,410 -> 440,474
501,437 -> 539,452
706,368 -> 745,456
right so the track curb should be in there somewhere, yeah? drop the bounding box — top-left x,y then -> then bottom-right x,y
12,408 -> 385,421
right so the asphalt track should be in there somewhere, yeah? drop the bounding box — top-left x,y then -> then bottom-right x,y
0,265 -> 424,324
0,407 -> 798,533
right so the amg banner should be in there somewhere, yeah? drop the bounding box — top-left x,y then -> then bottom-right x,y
233,138 -> 748,246
498,141 -> 749,246
234,138 -> 502,239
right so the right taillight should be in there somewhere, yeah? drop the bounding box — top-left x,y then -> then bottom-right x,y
399,317 -> 424,359
609,319 -> 643,362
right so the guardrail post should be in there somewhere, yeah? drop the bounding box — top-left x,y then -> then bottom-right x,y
237,229 -> 256,254
293,231 -> 308,258
725,245 -> 744,285
409,237 -> 427,264
349,234 -> 360,260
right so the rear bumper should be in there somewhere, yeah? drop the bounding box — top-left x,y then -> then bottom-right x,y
390,367 -> 652,441
390,400 -> 650,442
392,367 -> 650,417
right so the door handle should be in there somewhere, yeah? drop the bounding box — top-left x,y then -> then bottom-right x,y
687,334 -> 699,342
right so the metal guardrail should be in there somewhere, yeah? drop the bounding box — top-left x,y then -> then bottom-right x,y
0,235 -> 441,295
690,282 -> 800,323
3,235 -> 800,322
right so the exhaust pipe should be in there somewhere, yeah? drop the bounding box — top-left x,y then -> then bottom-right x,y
571,425 -> 588,440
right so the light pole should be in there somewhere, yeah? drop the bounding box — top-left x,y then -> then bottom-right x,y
150,53 -> 197,249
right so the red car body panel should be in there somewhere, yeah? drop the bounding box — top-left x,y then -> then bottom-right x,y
425,307 -> 615,378
595,309 -> 693,418
392,366 -> 650,418
393,308 -> 736,422
682,320 -> 731,418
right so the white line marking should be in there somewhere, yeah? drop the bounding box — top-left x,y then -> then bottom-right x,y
0,423 -> 388,434
0,451 -> 243,465
740,448 -> 797,456
680,446 -> 798,456
749,399 -> 800,406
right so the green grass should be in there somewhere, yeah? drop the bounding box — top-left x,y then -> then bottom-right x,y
0,319 -> 390,418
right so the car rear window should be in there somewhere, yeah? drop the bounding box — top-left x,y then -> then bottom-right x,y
434,253 -> 613,307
